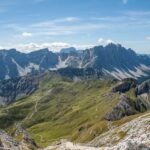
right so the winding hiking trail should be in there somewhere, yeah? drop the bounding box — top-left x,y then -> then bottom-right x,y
28,96 -> 39,120
15,95 -> 41,139
15,90 -> 54,145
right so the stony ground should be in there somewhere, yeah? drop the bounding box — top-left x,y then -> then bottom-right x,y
0,130 -> 30,150
44,112 -> 150,150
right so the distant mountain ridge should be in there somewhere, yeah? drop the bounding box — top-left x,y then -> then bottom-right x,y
0,43 -> 150,80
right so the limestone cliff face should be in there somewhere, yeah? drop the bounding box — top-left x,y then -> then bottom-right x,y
136,80 -> 150,95
104,94 -> 150,121
1,44 -> 150,81
105,78 -> 150,121
0,75 -> 39,105
88,112 -> 150,150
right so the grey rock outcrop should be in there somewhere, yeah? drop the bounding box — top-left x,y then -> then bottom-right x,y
105,94 -> 136,121
0,75 -> 39,105
105,94 -> 150,121
88,112 -> 150,150
136,80 -> 150,95
112,78 -> 137,93
0,44 -> 150,81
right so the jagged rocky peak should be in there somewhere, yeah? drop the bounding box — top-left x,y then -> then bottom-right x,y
60,47 -> 77,53
7,48 -> 18,52
29,48 -> 49,54
0,43 -> 150,80
0,48 -> 16,53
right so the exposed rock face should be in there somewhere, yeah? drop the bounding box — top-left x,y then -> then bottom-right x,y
44,113 -> 150,150
0,44 -> 150,80
57,67 -> 103,79
112,78 -> 137,93
0,130 -> 29,150
0,129 -> 39,150
88,112 -> 150,150
105,94 -> 149,121
136,80 -> 150,95
0,75 -> 39,105
105,94 -> 136,121
0,48 -> 58,80
45,142 -> 150,150
60,47 -> 77,54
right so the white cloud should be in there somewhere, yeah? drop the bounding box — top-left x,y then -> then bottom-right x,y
35,30 -> 75,36
1,42 -> 95,53
106,39 -> 114,44
146,37 -> 150,40
2,17 -> 108,40
98,38 -> 105,43
32,17 -> 80,28
0,38 -> 118,53
0,46 -> 4,49
16,22 -> 107,38
65,17 -> 79,22
122,0 -> 128,4
22,32 -> 33,37
98,38 -> 115,45
15,42 -> 71,52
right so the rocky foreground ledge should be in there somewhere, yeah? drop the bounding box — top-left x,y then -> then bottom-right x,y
0,104 -> 149,150
44,112 -> 150,150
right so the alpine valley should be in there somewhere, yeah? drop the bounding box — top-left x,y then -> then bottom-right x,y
0,44 -> 150,150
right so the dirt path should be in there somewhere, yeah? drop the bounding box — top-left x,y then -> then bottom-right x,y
28,97 -> 39,119
15,96 -> 41,137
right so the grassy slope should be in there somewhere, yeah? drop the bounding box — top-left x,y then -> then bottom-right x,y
0,76 -> 143,147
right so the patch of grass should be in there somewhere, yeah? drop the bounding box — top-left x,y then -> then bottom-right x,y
118,131 -> 128,139
15,134 -> 24,142
0,77 -> 147,147
73,120 -> 108,143
112,113 -> 142,126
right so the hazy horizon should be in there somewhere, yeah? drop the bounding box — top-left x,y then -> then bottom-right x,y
0,43 -> 149,55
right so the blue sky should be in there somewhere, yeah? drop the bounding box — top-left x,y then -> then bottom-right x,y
0,0 -> 150,53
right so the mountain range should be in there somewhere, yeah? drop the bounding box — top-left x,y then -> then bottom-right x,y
0,44 -> 150,149
1,43 -> 150,81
